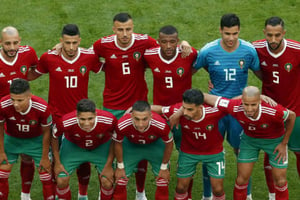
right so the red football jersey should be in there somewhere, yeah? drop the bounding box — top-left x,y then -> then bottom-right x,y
54,109 -> 116,150
36,48 -> 102,118
0,95 -> 52,138
253,39 -> 300,116
93,33 -> 158,110
163,103 -> 225,155
0,46 -> 38,99
216,97 -> 288,139
113,111 -> 172,144
145,47 -> 197,105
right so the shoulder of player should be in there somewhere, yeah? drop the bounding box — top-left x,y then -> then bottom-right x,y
79,47 -> 96,55
285,39 -> 300,51
30,95 -> 49,112
0,95 -> 13,109
18,45 -> 35,54
150,112 -> 168,130
117,114 -> 133,130
144,46 -> 160,56
133,33 -> 151,41
95,109 -> 116,125
239,39 -> 256,50
260,102 -> 284,116
252,39 -> 267,48
203,104 -> 221,114
200,39 -> 220,52
61,111 -> 77,128
99,34 -> 115,44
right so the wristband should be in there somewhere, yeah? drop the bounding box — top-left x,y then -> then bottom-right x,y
160,163 -> 168,170
117,162 -> 124,169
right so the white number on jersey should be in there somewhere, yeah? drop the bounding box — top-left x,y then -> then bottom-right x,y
224,69 -> 236,81
165,77 -> 173,88
16,124 -> 30,132
64,76 -> 78,88
122,62 -> 130,75
138,139 -> 146,144
192,131 -> 207,140
85,140 -> 93,147
272,71 -> 279,84
216,161 -> 225,175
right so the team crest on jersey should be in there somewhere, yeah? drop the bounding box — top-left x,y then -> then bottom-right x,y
80,66 -> 87,75
206,124 -> 214,131
284,63 -> 292,72
238,59 -> 245,69
176,67 -> 184,77
29,120 -> 37,125
260,123 -> 269,128
133,52 -> 141,61
20,65 -> 27,75
148,135 -> 157,140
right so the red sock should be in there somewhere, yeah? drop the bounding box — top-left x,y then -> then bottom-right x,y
100,186 -> 113,200
56,185 -> 71,200
0,169 -> 10,200
187,178 -> 193,199
135,160 -> 147,192
264,153 -> 275,193
76,162 -> 91,195
113,178 -> 128,200
20,159 -> 35,194
155,177 -> 168,200
233,180 -> 248,200
174,192 -> 188,200
275,182 -> 288,200
39,172 -> 55,200
295,152 -> 300,177
213,192 -> 225,200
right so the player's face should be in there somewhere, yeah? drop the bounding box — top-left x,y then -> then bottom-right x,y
10,91 -> 31,113
242,95 -> 261,118
264,24 -> 286,52
220,26 -> 240,51
131,110 -> 151,132
113,19 -> 134,48
0,33 -> 20,58
60,34 -> 81,59
77,112 -> 96,132
158,32 -> 179,60
182,102 -> 202,121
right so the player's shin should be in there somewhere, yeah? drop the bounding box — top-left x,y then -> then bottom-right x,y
0,169 -> 10,200
113,178 -> 128,200
135,160 -> 148,192
20,159 -> 35,194
264,153 -> 275,194
77,162 -> 91,196
155,177 -> 169,200
233,180 -> 248,200
39,171 -> 55,200
274,182 -> 288,200
56,185 -> 71,200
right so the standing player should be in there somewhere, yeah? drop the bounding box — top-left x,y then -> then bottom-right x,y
0,79 -> 55,200
27,24 -> 102,200
204,86 -> 295,200
193,13 -> 261,200
144,25 -> 197,199
52,99 -> 116,200
0,26 -> 39,200
112,101 -> 173,200
252,16 -> 300,200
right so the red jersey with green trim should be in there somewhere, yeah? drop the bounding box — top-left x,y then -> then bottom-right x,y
216,97 -> 288,139
0,95 -> 52,138
163,103 -> 225,155
113,111 -> 172,144
0,46 -> 38,99
54,109 -> 116,150
144,47 -> 197,105
253,39 -> 300,116
93,33 -> 158,110
36,48 -> 102,118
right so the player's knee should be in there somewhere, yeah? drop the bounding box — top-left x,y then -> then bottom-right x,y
56,176 -> 70,188
175,182 -> 188,194
236,175 -> 249,185
211,182 -> 224,196
274,176 -> 287,187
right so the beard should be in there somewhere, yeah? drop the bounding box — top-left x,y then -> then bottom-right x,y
2,48 -> 18,58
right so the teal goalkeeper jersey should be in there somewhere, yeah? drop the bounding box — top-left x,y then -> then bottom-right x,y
194,38 -> 260,98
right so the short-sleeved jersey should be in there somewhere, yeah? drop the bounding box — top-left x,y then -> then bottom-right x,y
144,47 -> 197,105
93,33 -> 158,110
215,97 -> 289,139
253,39 -> 300,116
54,109 -> 116,150
194,39 -> 260,98
162,103 -> 225,155
36,48 -> 101,117
113,111 -> 172,144
0,95 -> 52,138
0,46 -> 38,99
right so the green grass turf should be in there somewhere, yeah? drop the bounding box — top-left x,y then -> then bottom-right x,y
2,0 -> 300,199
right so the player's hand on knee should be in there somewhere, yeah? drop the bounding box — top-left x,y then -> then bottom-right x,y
38,157 -> 52,174
114,168 -> 126,182
0,152 -> 9,165
274,142 -> 288,163
157,169 -> 170,182
54,163 -> 68,178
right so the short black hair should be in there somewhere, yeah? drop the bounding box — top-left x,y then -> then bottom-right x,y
265,16 -> 284,28
182,89 -> 204,106
10,78 -> 30,94
220,13 -> 240,29
132,101 -> 151,112
77,99 -> 96,113
159,25 -> 178,35
113,12 -> 132,22
61,24 -> 80,36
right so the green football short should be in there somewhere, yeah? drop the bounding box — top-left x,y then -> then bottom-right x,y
58,138 -> 111,177
103,107 -> 125,120
238,133 -> 288,168
3,134 -> 43,166
176,151 -> 225,179
288,116 -> 300,152
122,137 -> 166,177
